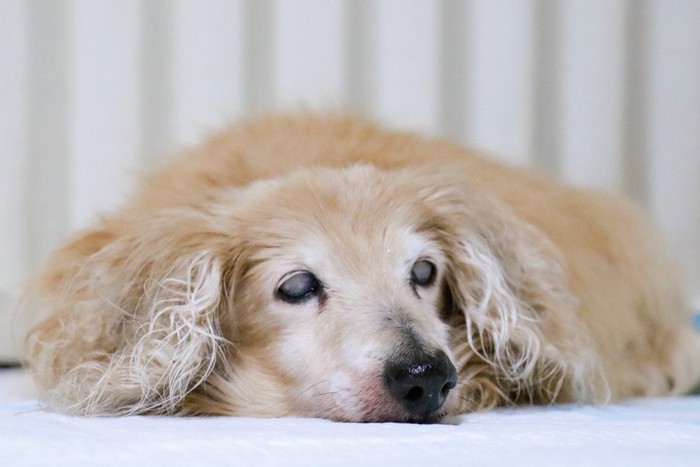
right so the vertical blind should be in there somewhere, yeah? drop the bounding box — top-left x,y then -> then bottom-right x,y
1,0 -> 699,360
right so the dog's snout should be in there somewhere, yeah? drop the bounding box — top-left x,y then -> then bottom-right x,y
384,350 -> 457,418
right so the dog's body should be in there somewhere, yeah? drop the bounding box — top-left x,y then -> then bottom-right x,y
26,114 -> 700,422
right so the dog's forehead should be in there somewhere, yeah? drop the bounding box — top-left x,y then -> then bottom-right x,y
243,168 -> 441,271
245,166 -> 423,233
310,225 -> 429,261
271,215 -> 433,267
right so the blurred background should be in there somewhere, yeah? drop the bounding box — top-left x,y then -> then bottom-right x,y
1,0 -> 699,361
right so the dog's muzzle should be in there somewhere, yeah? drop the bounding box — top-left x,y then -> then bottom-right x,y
384,349 -> 457,419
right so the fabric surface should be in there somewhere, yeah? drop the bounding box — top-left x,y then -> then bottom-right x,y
1,368 -> 698,467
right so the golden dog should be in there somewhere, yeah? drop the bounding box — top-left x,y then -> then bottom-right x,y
26,114 -> 700,422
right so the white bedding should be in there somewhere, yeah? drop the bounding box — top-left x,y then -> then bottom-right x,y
1,368 -> 698,467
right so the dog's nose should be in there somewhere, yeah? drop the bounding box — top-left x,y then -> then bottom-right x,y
384,349 -> 457,418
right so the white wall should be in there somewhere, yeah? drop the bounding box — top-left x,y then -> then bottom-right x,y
1,0 -> 699,360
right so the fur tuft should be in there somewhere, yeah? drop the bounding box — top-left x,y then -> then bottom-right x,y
45,253 -> 226,415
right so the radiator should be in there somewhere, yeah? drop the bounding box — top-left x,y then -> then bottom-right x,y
1,0 -> 699,360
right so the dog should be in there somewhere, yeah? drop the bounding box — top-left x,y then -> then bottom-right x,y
25,113 -> 700,422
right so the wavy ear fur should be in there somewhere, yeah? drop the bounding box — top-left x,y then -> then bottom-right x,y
26,206 -> 234,415
423,181 -> 604,408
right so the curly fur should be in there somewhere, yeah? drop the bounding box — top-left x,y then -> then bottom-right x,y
25,113 -> 700,421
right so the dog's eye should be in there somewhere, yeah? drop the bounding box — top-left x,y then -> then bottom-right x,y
276,271 -> 322,304
410,259 -> 436,287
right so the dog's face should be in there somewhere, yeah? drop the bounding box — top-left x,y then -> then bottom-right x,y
207,165 -> 462,422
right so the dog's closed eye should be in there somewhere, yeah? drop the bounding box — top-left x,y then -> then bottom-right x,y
410,259 -> 436,288
276,271 -> 323,304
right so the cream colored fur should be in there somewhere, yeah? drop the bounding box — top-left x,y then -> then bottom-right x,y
25,114 -> 700,421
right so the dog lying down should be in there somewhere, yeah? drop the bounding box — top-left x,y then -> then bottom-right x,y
26,114 -> 700,423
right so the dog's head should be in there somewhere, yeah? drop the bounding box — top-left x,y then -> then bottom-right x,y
37,163 -> 594,421
207,165 -> 466,422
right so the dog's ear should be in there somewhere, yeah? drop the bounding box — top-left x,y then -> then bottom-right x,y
421,180 -> 604,406
26,204 -> 240,415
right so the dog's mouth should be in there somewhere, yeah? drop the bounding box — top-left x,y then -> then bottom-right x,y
351,403 -> 451,424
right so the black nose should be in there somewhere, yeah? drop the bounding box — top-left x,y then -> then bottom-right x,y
384,349 -> 457,418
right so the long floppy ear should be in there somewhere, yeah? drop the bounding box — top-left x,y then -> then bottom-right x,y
422,180 -> 604,407
26,205 -> 238,415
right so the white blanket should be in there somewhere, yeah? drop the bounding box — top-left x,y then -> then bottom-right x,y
1,368 -> 698,466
